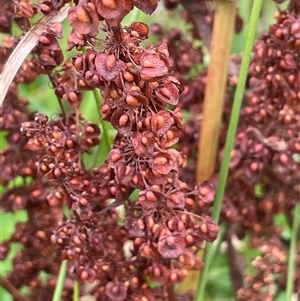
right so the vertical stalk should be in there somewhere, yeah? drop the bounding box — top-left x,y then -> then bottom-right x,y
195,0 -> 263,300
52,260 -> 68,301
286,202 -> 300,300
196,0 -> 237,182
73,280 -> 80,301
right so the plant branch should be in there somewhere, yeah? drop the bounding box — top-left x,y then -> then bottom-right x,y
0,274 -> 34,301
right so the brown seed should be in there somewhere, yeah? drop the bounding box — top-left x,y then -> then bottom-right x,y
142,60 -> 155,68
145,190 -> 157,202
152,224 -> 160,234
200,223 -> 208,234
153,267 -> 161,278
143,245 -> 152,256
134,237 -> 142,246
130,30 -> 140,38
76,6 -> 90,23
80,198 -> 88,206
199,186 -> 210,196
86,125 -> 95,133
169,194 -> 180,204
55,191 -> 62,199
156,115 -> 165,130
290,22 -> 300,35
101,104 -> 110,114
167,220 -> 174,230
170,272 -> 178,282
66,139 -> 74,149
250,162 -> 259,172
126,95 -> 140,107
73,236 -> 81,245
111,151 -> 122,162
40,3 -> 51,13
102,0 -> 116,9
68,91 -> 77,102
39,35 -> 51,45
166,130 -> 175,142
279,153 -> 289,164
119,115 -> 129,127
141,136 -> 148,145
185,234 -> 194,244
154,156 -> 167,166
123,71 -> 134,82
81,270 -> 89,281
275,28 -> 282,38
106,54 -> 116,71
185,198 -> 194,206
54,168 -> 62,178
50,145 -> 57,153
283,114 -> 292,124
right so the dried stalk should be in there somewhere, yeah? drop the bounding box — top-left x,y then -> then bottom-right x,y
196,0 -> 236,181
0,4 -> 70,105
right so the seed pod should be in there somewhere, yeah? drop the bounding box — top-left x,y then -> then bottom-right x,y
106,54 -> 116,71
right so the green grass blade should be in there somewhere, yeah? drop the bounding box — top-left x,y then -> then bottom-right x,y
73,280 -> 80,301
286,201 -> 300,300
52,260 -> 68,301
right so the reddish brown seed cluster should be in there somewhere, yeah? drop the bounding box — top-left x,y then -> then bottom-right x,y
1,0 -> 300,300
0,0 -> 220,300
220,8 -> 300,242
237,237 -> 300,301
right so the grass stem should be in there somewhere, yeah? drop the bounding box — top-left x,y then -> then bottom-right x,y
286,201 -> 300,300
52,260 -> 68,301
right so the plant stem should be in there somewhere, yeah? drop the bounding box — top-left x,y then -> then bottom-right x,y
0,275 -> 34,301
52,260 -> 68,301
286,201 -> 300,300
195,0 -> 263,300
73,280 -> 80,301
196,0 -> 236,181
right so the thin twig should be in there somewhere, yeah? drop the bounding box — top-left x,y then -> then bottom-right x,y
0,274 -> 34,301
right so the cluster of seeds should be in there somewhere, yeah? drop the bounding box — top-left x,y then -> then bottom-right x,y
1,0 -> 220,300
